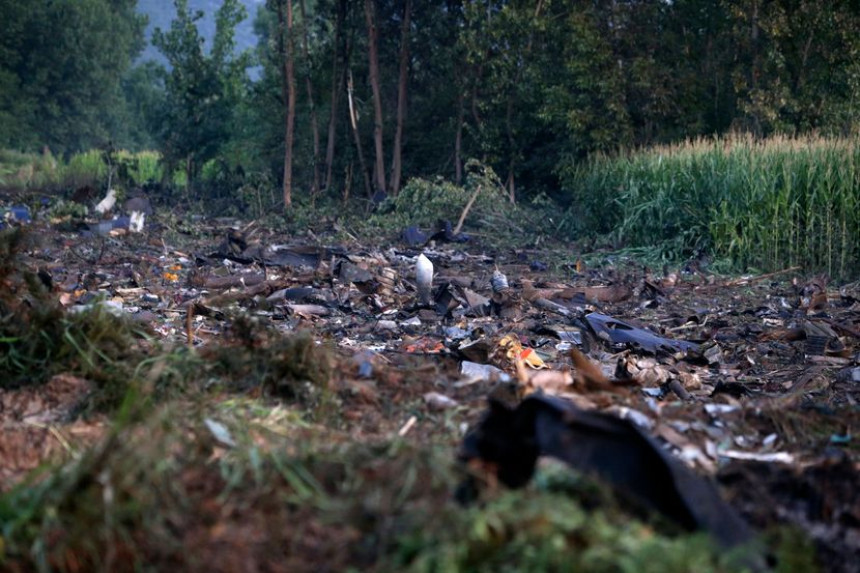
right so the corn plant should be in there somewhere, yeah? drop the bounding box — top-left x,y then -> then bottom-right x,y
561,135 -> 860,278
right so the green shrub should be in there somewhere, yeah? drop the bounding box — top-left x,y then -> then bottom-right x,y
115,149 -> 163,185
372,161 -> 517,234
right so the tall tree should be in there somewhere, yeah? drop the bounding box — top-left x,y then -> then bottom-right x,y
269,0 -> 298,208
364,0 -> 386,195
298,0 -> 321,197
323,0 -> 348,193
152,0 -> 249,187
389,0 -> 412,196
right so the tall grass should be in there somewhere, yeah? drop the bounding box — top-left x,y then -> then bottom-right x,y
561,135 -> 860,278
117,149 -> 162,184
62,149 -> 107,188
0,149 -> 166,190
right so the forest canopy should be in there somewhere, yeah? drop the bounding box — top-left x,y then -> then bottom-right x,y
1,0 -> 859,202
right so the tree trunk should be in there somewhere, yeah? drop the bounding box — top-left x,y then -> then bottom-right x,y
502,0 -> 543,205
390,0 -> 411,196
276,0 -> 297,208
347,69 -> 373,199
749,0 -> 761,134
454,88 -> 464,184
298,0 -> 320,198
324,0 -> 347,193
505,95 -> 516,204
364,0 -> 386,195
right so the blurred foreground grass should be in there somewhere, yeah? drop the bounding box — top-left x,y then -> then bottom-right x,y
1,397 -> 780,573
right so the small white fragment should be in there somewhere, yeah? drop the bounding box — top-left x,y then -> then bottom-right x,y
68,299 -> 124,316
460,360 -> 510,382
719,450 -> 794,464
94,188 -> 117,215
607,405 -> 654,430
400,316 -> 422,327
423,392 -> 459,410
704,403 -> 740,416
129,210 -> 145,233
398,415 -> 417,437
415,253 -> 433,305
204,418 -> 236,447
375,319 -> 398,331
491,269 -> 509,292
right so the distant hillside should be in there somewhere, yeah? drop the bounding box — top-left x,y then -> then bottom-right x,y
136,0 -> 264,65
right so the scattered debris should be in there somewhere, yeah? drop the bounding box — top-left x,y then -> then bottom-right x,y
129,210 -> 145,233
584,312 -> 700,355
459,395 -> 759,554
94,188 -> 117,215
415,253 -> 433,305
0,196 -> 858,570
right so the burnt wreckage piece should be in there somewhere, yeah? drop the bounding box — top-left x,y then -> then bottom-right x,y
459,395 -> 755,550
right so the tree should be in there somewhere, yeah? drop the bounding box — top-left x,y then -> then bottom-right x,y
323,0 -> 348,193
389,0 -> 412,196
151,0 -> 249,187
364,0 -> 386,195
723,0 -> 860,135
239,0 -> 860,210
0,0 -> 146,153
298,0 -> 321,197
267,0 -> 298,208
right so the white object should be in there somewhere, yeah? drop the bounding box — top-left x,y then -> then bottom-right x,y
94,188 -> 117,215
415,253 -> 433,305
423,392 -> 459,410
491,269 -> 509,292
129,210 -> 145,233
719,450 -> 794,464
204,418 -> 236,448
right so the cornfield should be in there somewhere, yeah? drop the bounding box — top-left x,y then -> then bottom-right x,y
563,135 -> 860,278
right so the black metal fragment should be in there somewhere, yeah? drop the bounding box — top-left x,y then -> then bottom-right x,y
459,395 -> 756,551
585,312 -> 700,355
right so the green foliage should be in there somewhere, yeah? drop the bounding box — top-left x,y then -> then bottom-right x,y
560,135 -> 860,278
397,491 -> 743,573
119,150 -> 163,184
376,161 -> 512,229
384,178 -> 479,228
0,148 -> 59,189
150,0 -> 251,187
62,150 -> 109,189
0,0 -> 146,153
236,171 -> 278,218
119,61 -> 166,150
3,0 -> 860,208
0,148 -> 165,191
47,200 -> 90,221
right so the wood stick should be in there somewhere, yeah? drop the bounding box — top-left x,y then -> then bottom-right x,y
453,184 -> 481,236
723,266 -> 802,286
186,305 -> 194,350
